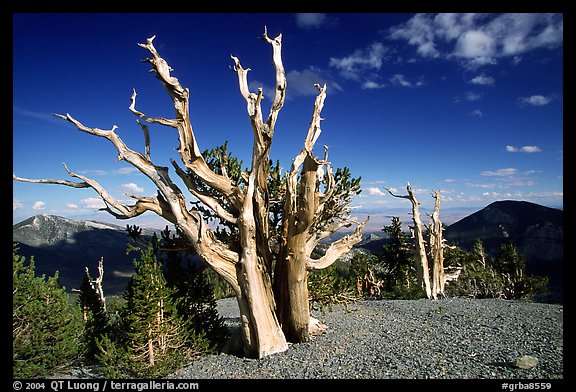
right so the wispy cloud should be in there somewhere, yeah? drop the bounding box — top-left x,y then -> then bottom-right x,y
32,201 -> 46,210
66,203 -> 79,209
116,167 -> 140,175
482,168 -> 517,176
77,169 -> 108,176
389,74 -> 424,88
361,80 -> 386,90
471,109 -> 483,117
467,167 -> 539,189
13,106 -> 59,124
389,13 -> 563,68
465,91 -> 482,101
294,13 -> 336,29
329,42 -> 388,81
13,200 -> 23,211
506,145 -> 541,153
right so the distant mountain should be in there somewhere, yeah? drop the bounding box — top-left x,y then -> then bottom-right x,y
355,232 -> 389,254
14,202 -> 563,297
444,200 -> 563,290
13,215 -> 159,294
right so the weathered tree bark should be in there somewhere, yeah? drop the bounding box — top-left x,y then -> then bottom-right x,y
428,191 -> 445,300
274,86 -> 367,341
14,30 -> 364,357
385,183 -> 432,299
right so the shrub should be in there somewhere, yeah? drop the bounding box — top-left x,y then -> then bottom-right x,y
445,240 -> 549,300
308,262 -> 358,314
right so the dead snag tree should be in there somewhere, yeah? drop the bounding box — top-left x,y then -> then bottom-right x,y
13,30 -> 366,358
385,183 -> 432,299
428,191 -> 445,300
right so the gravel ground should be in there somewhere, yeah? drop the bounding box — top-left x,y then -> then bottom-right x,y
171,297 -> 563,379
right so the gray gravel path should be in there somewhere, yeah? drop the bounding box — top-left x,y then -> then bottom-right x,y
172,297 -> 563,379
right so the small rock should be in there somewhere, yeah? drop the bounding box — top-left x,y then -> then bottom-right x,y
514,355 -> 538,369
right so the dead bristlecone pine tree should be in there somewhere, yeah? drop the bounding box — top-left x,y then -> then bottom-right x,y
14,28 -> 367,358
385,183 -> 432,299
427,191 -> 446,300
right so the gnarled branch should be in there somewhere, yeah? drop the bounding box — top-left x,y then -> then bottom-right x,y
15,163 -> 169,221
138,36 -> 244,211
307,218 -> 368,270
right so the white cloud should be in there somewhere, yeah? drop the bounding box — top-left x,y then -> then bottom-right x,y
13,200 -> 23,210
520,145 -> 541,153
454,30 -> 496,65
361,80 -> 386,90
295,13 -> 331,29
120,183 -> 144,194
82,197 -> 106,209
389,13 -> 444,58
32,201 -> 46,210
506,145 -> 542,153
389,13 -> 563,68
469,74 -> 495,85
481,168 -> 517,176
518,95 -> 552,106
329,42 -> 388,80
66,203 -> 79,209
367,187 -> 386,196
471,109 -> 483,117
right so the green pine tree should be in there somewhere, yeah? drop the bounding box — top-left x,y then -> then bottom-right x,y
13,244 -> 82,378
158,226 -> 227,347
97,243 -> 210,378
381,217 -> 415,288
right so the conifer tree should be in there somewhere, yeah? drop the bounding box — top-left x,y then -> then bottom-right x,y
97,243 -> 210,378
381,217 -> 414,288
13,244 -> 82,378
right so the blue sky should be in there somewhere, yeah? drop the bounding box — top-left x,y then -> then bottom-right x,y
13,13 -> 563,231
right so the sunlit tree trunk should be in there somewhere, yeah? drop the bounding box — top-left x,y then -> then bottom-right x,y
14,29 -> 365,357
428,191 -> 445,299
386,184 -> 432,299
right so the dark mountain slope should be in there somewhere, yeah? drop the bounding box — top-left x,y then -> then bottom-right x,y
444,200 -> 563,289
13,215 -> 158,294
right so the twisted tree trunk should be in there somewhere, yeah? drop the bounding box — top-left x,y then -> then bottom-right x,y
14,29 -> 365,357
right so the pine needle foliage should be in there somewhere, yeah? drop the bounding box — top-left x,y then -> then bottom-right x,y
13,244 -> 82,378
96,243 -> 212,378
